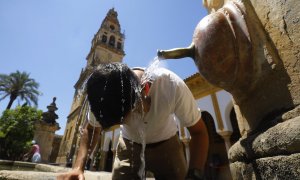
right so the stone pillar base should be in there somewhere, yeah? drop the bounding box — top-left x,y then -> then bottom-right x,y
228,116 -> 300,180
230,153 -> 300,179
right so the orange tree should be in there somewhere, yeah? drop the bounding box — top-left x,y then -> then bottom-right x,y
0,106 -> 42,160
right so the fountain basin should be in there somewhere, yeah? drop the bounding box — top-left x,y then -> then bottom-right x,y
0,160 -> 112,180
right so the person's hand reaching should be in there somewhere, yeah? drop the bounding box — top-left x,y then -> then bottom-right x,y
57,168 -> 84,180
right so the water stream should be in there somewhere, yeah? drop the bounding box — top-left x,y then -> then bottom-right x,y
141,57 -> 161,85
137,57 -> 162,179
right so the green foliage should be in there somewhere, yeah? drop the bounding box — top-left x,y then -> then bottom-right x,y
0,106 -> 42,160
0,70 -> 41,109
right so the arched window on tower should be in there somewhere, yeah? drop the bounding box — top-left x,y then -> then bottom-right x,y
109,36 -> 115,47
117,42 -> 122,50
110,25 -> 115,31
102,35 -> 107,43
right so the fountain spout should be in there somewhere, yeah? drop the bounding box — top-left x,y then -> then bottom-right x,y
157,43 -> 195,60
157,1 -> 254,97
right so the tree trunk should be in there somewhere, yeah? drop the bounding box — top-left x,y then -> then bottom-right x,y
6,95 -> 17,109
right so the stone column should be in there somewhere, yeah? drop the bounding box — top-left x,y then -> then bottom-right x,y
217,130 -> 232,152
211,93 -> 224,131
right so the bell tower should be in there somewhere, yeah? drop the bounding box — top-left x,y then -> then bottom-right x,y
56,8 -> 125,165
87,8 -> 125,65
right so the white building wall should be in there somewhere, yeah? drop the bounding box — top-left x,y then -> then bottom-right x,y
197,90 -> 233,133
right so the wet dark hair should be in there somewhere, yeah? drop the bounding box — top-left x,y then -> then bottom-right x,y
87,63 -> 140,129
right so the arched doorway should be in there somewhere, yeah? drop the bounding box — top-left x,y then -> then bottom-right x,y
229,108 -> 241,144
202,111 -> 232,180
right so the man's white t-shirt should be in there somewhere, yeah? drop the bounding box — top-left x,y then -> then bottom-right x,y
88,68 -> 201,144
123,68 -> 201,144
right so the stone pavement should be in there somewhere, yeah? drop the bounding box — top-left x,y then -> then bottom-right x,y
0,170 -> 156,180
0,161 -> 155,180
0,170 -> 113,180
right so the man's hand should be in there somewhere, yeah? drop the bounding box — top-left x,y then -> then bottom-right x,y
57,169 -> 84,180
57,122 -> 101,180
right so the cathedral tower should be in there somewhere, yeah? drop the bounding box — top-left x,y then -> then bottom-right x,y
87,8 -> 125,65
56,8 -> 125,165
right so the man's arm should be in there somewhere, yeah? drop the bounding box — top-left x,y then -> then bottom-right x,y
74,122 -> 101,170
187,118 -> 209,179
57,122 -> 101,180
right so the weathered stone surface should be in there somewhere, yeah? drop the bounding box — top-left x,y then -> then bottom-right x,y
228,3 -> 300,179
252,117 -> 300,157
250,0 -> 300,106
228,140 -> 247,163
35,163 -> 70,173
0,171 -> 57,180
229,161 -> 255,180
229,116 -> 300,162
0,161 -> 156,180
230,153 -> 300,180
226,0 -> 297,134
282,105 -> 300,121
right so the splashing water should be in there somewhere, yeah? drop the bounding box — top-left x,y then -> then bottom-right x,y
138,126 -> 146,179
136,56 -> 164,179
119,64 -> 125,123
141,57 -> 161,85
76,69 -> 95,101
68,95 -> 89,166
135,94 -> 146,180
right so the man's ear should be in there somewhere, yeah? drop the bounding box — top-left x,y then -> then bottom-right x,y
144,82 -> 150,96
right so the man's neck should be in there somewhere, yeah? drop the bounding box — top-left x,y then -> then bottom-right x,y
133,69 -> 144,80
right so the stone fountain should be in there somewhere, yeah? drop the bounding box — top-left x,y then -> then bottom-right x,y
158,0 -> 300,179
34,97 -> 60,163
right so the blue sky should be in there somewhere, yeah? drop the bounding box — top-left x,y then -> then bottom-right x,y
0,0 -> 209,135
